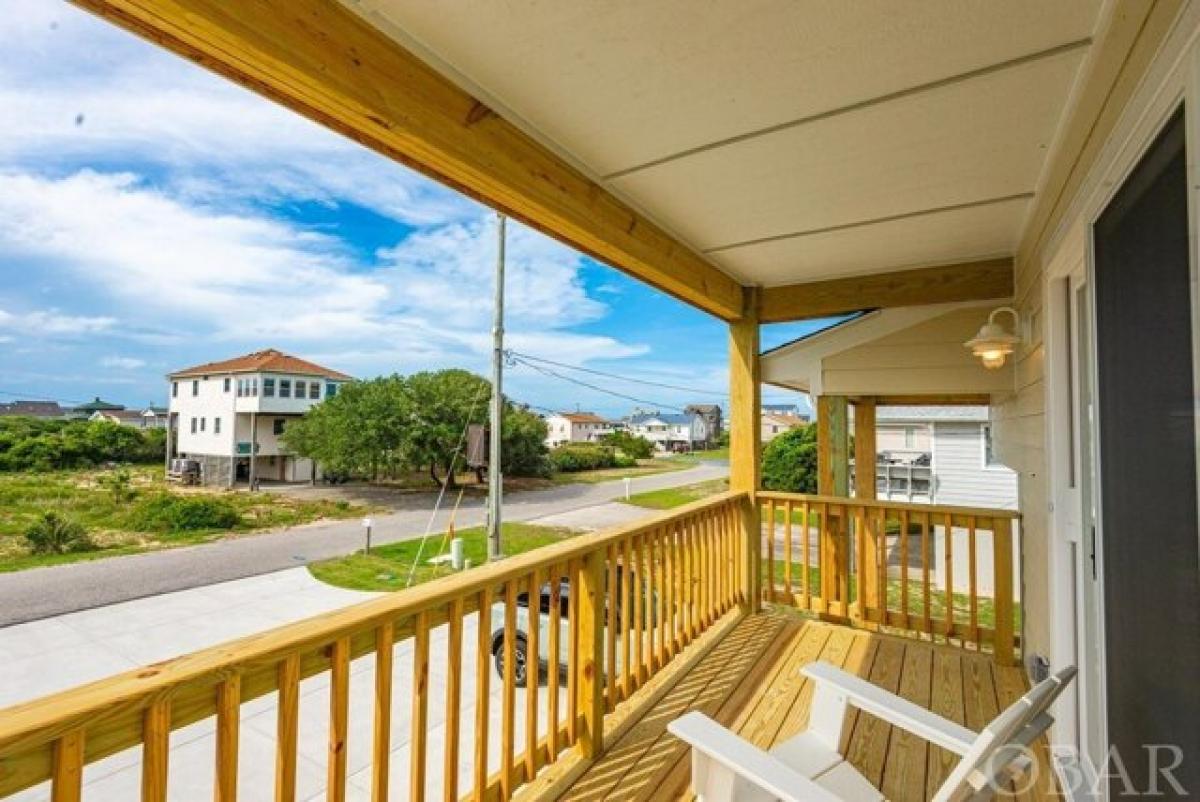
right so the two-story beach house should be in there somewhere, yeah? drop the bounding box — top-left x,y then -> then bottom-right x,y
627,410 -> 707,451
542,411 -> 614,448
166,349 -> 351,486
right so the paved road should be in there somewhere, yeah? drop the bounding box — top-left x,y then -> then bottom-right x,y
0,462 -> 727,627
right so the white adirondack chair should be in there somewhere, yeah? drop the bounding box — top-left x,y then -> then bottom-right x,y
669,661 -> 1076,802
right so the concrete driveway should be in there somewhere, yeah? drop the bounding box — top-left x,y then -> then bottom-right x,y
0,461 -> 727,626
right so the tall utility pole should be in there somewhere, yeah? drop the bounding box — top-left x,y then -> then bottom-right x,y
487,213 -> 506,561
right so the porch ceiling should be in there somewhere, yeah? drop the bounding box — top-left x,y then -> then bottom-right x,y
345,0 -> 1102,287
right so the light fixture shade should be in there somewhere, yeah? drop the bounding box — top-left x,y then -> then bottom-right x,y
965,309 -> 1021,370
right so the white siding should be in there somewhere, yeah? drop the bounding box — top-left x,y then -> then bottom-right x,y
931,422 -> 1017,510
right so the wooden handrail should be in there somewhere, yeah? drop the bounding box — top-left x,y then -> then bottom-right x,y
755,492 -> 1019,665
0,491 -> 749,801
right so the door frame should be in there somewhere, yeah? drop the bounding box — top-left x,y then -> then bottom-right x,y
1040,10 -> 1200,798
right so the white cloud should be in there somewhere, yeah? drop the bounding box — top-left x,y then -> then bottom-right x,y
101,356 -> 146,370
0,307 -> 116,336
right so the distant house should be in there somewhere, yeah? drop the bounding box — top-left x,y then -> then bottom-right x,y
762,402 -> 809,421
544,412 -> 614,448
167,348 -> 352,487
627,411 -> 707,452
852,406 -> 1017,509
761,412 -> 807,442
70,397 -> 125,418
88,406 -> 169,429
141,406 -> 169,429
684,404 -> 722,446
0,401 -> 68,419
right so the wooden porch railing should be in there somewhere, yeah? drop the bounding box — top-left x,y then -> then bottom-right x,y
0,492 -> 749,802
756,492 -> 1020,665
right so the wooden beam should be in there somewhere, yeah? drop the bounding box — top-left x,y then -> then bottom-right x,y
872,394 -> 992,406
728,287 -> 761,611
853,399 -> 876,502
72,0 -> 745,321
816,396 -> 849,497
759,258 -> 1013,323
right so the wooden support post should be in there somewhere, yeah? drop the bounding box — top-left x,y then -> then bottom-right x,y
854,399 -> 879,617
993,518 -> 1017,666
575,550 -> 606,759
817,396 -> 849,612
728,287 -> 761,613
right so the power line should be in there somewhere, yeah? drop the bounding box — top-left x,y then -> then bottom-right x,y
510,356 -> 688,413
506,348 -> 806,403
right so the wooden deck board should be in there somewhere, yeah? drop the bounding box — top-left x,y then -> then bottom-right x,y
553,611 -> 1057,802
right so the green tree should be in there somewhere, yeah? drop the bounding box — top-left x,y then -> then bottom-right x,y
598,430 -> 654,460
761,424 -> 819,493
25,511 -> 92,554
502,406 -> 551,478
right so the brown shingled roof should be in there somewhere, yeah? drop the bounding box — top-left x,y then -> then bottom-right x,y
169,349 -> 353,381
559,412 -> 611,424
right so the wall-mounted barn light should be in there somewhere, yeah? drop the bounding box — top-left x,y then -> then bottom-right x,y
965,306 -> 1022,370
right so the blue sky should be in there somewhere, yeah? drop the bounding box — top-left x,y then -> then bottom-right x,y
0,2 -> 835,417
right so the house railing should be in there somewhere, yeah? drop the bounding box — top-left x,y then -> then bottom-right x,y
0,492 -> 749,802
756,492 -> 1019,665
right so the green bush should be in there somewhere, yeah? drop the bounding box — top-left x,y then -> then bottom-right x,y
613,454 -> 638,469
761,424 -> 818,493
0,418 -> 165,472
97,468 -> 136,503
548,444 -> 617,472
129,494 -> 241,533
25,511 -> 92,554
598,430 -> 654,460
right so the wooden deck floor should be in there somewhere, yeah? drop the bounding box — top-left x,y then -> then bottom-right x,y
557,610 -> 1057,802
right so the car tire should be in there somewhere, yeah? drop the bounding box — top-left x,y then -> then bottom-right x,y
494,634 -> 531,687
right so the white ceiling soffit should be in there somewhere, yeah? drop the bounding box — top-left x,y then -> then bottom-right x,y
345,0 -> 1102,288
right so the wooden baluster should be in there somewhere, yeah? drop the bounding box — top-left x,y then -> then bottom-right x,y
216,674 -> 242,802
411,612 -> 430,802
327,639 -> 350,802
576,549 -> 606,759
819,502 -> 830,608
473,586 -> 493,801
696,515 -> 707,629
144,699 -> 171,802
620,537 -> 632,701
765,500 -> 776,604
968,517 -> 979,648
51,728 -> 84,802
802,500 -> 811,611
547,565 -> 562,762
943,513 -> 954,642
679,518 -> 691,644
853,505 -> 866,621
722,506 -> 732,611
656,528 -> 668,668
922,513 -> 932,637
783,500 -> 793,603
633,534 -> 645,688
687,515 -> 699,635
993,518 -> 1016,666
705,511 -> 716,623
567,560 -> 580,746
501,581 -> 518,800
443,600 -> 464,802
666,524 -> 678,657
525,570 -> 541,778
877,508 -> 889,625
605,545 -> 618,711
372,624 -> 394,802
837,506 -> 850,614
899,510 -> 911,631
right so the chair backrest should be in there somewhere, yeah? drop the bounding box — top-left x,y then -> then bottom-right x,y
932,666 -> 1076,802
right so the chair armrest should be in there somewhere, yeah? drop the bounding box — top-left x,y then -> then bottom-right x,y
669,713 -> 843,802
801,662 -> 976,754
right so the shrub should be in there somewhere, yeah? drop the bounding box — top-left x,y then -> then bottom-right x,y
598,431 -> 654,460
25,511 -> 92,554
761,425 -> 818,493
613,453 -> 638,469
129,493 -> 241,533
98,468 -> 136,503
548,444 -> 617,472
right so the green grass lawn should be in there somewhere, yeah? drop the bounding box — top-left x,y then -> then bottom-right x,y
620,478 -> 729,509
308,521 -> 581,591
689,447 -> 729,460
548,456 -> 697,486
0,466 -> 368,572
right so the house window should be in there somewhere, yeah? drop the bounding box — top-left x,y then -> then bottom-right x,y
214,417 -> 221,435
190,417 -> 196,434
250,378 -> 258,397
280,379 -> 291,398
263,378 -> 275,397
172,381 -> 178,398
200,417 -> 205,432
295,382 -> 307,400
326,382 -> 338,398
273,419 -> 286,436
904,427 -> 915,449
192,380 -> 199,397
983,424 -> 1002,467
309,381 -> 320,399
223,377 -> 231,393
236,379 -> 243,397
